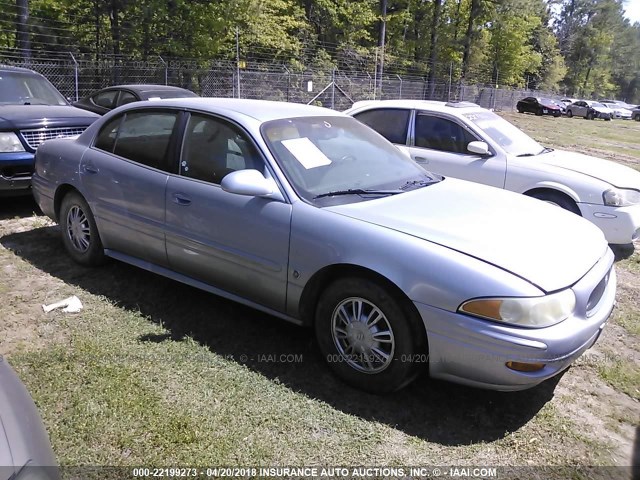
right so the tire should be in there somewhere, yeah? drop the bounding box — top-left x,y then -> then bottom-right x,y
535,107 -> 543,116
528,190 -> 581,216
553,111 -> 561,118
586,111 -> 594,120
634,114 -> 640,121
315,277 -> 425,393
567,109 -> 573,118
59,191 -> 105,266
517,106 -> 524,113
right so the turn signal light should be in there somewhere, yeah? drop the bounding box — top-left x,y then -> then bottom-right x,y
506,361 -> 545,372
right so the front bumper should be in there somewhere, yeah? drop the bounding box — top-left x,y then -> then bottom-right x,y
578,202 -> 640,245
415,248 -> 616,391
0,152 -> 34,193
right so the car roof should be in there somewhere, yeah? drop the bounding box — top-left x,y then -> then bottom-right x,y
139,97 -> 345,122
0,64 -> 41,75
99,84 -> 192,93
347,99 -> 484,115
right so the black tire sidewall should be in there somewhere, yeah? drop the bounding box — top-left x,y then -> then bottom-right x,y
315,277 -> 425,393
530,191 -> 580,216
60,192 -> 105,266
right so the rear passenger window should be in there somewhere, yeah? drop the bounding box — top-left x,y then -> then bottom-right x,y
94,116 -> 122,152
353,109 -> 410,144
95,111 -> 178,170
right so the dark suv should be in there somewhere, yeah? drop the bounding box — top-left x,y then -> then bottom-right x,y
0,65 -> 99,195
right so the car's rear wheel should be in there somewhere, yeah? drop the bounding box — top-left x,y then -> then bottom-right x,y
528,190 -> 581,216
315,277 -> 425,393
60,191 -> 105,266
567,110 -> 573,118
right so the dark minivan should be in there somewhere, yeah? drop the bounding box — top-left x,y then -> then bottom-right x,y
0,65 -> 99,195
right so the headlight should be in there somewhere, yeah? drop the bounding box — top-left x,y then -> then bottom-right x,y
603,188 -> 640,207
0,132 -> 26,152
459,289 -> 576,328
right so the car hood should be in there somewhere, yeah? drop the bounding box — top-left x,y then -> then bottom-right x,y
592,106 -> 611,113
536,149 -> 640,188
0,105 -> 99,130
326,179 -> 606,293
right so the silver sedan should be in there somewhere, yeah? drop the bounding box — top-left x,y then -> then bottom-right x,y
32,98 -> 616,393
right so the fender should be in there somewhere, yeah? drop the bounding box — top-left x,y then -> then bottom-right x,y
522,181 -> 581,203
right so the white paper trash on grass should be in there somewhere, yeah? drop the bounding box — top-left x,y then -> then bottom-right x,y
42,295 -> 83,313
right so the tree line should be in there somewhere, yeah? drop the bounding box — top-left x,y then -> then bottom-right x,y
2,0 -> 639,102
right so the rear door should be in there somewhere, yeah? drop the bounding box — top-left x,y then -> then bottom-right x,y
80,108 -> 181,266
164,112 -> 292,311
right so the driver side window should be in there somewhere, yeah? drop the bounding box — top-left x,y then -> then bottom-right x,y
415,114 -> 477,154
180,114 -> 262,184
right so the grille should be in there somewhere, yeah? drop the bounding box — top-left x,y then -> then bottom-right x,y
20,127 -> 87,150
586,268 -> 611,316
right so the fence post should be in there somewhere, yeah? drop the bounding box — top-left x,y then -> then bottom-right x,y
283,65 -> 291,102
447,62 -> 453,102
69,52 -> 79,101
158,55 -> 167,85
396,74 -> 402,99
331,69 -> 336,109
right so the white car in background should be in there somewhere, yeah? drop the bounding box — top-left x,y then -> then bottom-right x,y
345,100 -> 640,245
566,100 -> 613,120
601,102 -> 633,119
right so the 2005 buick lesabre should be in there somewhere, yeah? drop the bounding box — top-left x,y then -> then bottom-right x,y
32,98 -> 616,393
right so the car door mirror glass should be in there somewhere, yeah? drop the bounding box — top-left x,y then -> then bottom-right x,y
467,141 -> 490,156
221,169 -> 274,196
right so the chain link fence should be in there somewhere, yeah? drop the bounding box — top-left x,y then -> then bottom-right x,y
0,48 -> 554,111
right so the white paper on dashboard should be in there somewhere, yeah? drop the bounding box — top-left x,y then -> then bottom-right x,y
281,138 -> 332,169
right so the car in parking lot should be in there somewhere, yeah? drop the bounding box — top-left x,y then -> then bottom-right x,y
566,100 -> 613,120
32,98 -> 616,393
345,99 -> 640,245
516,97 -> 562,117
0,64 -> 99,195
0,357 -> 60,480
73,84 -> 198,115
633,107 -> 640,121
601,102 -> 632,119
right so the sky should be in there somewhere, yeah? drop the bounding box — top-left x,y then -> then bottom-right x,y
623,0 -> 640,24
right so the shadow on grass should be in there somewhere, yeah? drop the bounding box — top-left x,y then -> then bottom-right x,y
0,195 -> 42,220
2,225 -> 564,447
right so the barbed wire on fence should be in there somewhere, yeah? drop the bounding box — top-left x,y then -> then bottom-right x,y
0,47 -> 554,112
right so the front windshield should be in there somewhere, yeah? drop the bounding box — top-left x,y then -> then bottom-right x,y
463,110 -> 544,157
591,102 -> 606,108
0,71 -> 68,106
261,116 -> 439,205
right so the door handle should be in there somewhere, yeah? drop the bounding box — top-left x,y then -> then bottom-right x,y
414,156 -> 429,164
83,163 -> 98,174
172,193 -> 192,206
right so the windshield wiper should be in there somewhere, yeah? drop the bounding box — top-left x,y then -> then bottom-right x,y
314,188 -> 404,200
400,178 -> 439,190
517,147 -> 554,157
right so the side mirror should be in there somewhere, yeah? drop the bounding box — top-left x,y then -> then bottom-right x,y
221,169 -> 273,196
467,141 -> 490,156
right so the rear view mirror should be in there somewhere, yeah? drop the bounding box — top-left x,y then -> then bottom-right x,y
467,141 -> 490,156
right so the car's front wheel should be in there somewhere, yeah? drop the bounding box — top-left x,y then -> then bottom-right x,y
315,277 -> 425,393
529,190 -> 581,216
60,191 -> 105,266
567,110 -> 573,118
587,111 -> 595,120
